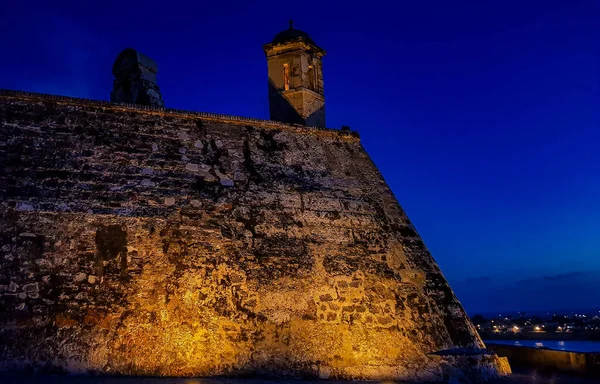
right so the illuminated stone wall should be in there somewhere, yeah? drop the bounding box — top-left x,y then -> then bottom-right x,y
0,91 -> 503,381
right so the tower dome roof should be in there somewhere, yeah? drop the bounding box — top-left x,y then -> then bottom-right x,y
271,20 -> 315,45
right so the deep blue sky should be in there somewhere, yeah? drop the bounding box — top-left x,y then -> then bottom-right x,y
1,0 -> 598,313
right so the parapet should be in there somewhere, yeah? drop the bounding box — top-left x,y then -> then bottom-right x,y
0,89 -> 359,140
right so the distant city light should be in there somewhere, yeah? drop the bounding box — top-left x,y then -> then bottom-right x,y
471,309 -> 599,338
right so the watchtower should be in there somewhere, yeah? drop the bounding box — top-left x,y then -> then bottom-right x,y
111,48 -> 164,107
264,21 -> 326,127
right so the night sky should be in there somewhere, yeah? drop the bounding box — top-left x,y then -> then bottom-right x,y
1,0 -> 598,314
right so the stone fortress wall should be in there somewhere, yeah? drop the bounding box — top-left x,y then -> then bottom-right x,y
488,343 -> 600,378
0,90 -> 502,381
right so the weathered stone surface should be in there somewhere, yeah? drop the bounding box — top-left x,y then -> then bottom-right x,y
0,90 -> 502,381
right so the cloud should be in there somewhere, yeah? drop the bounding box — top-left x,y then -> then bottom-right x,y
516,272 -> 584,285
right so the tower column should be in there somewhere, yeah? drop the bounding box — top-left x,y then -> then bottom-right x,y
111,48 -> 164,107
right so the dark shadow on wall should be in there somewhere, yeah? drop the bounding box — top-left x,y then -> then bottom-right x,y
268,80 -> 325,127
95,225 -> 128,281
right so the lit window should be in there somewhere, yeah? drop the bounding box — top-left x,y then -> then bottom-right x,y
283,63 -> 290,91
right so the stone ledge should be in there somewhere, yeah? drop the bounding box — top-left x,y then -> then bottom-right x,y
0,89 -> 360,140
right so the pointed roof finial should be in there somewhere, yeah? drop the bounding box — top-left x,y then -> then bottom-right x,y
289,19 -> 294,29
